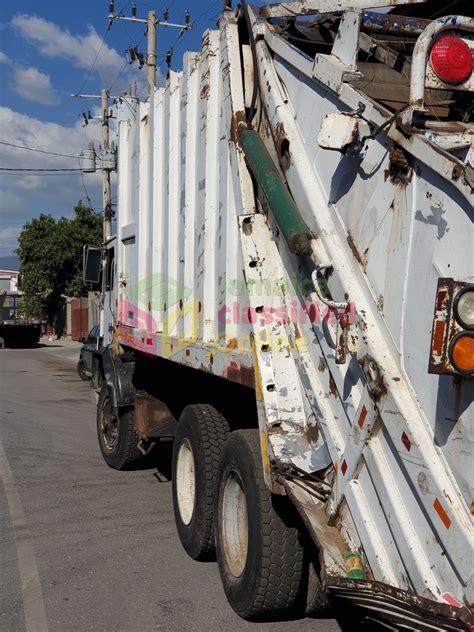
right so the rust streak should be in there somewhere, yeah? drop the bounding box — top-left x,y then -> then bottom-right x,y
226,361 -> 255,389
347,231 -> 366,269
385,145 -> 413,187
329,373 -> 337,397
230,110 -> 246,145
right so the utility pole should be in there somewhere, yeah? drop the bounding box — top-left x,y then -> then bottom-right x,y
73,91 -> 121,243
101,88 -> 112,241
108,2 -> 192,96
147,11 -> 157,95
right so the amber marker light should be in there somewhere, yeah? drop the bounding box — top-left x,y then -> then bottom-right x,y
449,332 -> 474,375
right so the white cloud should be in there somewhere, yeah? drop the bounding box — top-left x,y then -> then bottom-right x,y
11,14 -> 146,92
0,47 -> 59,107
12,66 -> 59,106
0,106 -> 105,255
0,225 -> 21,256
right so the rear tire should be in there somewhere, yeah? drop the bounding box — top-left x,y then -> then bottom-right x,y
215,429 -> 304,620
97,384 -> 141,469
172,404 -> 230,561
305,555 -> 330,616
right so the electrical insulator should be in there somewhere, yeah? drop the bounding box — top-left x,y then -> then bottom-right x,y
132,1 -> 137,17
109,1 -> 114,14
137,52 -> 146,69
166,48 -> 173,67
163,7 -> 169,21
185,10 -> 190,24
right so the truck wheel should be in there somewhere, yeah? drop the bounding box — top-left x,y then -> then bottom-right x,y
305,557 -> 330,616
215,429 -> 304,620
77,359 -> 89,381
172,404 -> 230,561
97,384 -> 141,469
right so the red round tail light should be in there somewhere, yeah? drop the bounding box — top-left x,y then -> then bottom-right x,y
430,35 -> 473,85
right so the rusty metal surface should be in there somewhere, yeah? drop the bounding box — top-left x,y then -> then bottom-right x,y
133,392 -> 176,438
225,361 -> 255,389
385,145 -> 413,187
260,0 -> 426,19
361,11 -> 431,36
327,577 -> 473,631
254,9 -> 473,614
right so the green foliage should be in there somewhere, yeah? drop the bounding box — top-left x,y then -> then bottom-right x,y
16,202 -> 102,324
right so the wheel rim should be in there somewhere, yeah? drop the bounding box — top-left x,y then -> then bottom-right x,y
100,395 -> 118,450
220,469 -> 248,578
176,439 -> 196,525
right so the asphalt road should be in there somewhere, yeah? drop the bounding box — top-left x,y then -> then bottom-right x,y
0,343 -> 371,632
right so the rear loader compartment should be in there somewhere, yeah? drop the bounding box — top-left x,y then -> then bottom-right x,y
90,1 -> 473,629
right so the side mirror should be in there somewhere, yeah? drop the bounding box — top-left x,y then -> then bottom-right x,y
83,245 -> 102,286
80,336 -> 86,344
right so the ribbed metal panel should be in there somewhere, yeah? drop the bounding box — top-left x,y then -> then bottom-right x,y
117,22 -> 253,373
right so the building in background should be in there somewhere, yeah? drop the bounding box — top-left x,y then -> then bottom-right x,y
0,270 -> 19,293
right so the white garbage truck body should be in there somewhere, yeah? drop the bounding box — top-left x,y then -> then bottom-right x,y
91,1 -> 473,629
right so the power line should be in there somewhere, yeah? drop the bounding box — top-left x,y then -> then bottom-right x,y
0,140 -> 77,159
0,167 -> 82,172
76,29 -> 111,95
108,59 -> 130,93
193,0 -> 222,24
0,173 -> 83,177
75,2 -> 132,94
166,1 -> 221,63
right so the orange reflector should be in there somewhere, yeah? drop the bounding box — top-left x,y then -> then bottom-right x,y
433,320 -> 446,356
358,405 -> 368,429
450,333 -> 474,374
433,498 -> 452,530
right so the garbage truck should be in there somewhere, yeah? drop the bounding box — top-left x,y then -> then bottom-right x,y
83,1 -> 474,628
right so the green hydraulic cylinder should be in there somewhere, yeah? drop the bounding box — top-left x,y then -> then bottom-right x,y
238,126 -> 313,256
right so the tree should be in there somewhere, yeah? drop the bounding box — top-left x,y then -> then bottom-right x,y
16,202 -> 102,327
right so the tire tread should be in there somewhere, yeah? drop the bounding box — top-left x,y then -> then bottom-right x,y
217,430 -> 305,619
189,405 -> 229,557
172,404 -> 230,560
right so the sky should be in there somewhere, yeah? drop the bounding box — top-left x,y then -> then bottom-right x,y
0,0 -> 265,258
